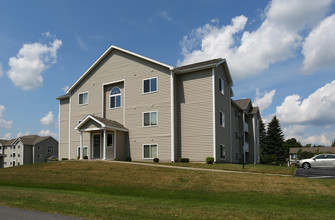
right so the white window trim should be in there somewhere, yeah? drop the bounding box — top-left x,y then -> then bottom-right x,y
78,91 -> 89,106
142,111 -> 158,127
106,132 -> 114,148
142,77 -> 158,94
109,87 -> 122,109
220,144 -> 226,160
219,77 -> 224,95
142,144 -> 158,159
220,111 -> 225,128
77,146 -> 88,157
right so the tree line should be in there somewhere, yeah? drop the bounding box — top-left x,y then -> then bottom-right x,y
259,116 -> 335,165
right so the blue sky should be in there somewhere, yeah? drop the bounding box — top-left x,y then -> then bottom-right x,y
1,0 -> 335,146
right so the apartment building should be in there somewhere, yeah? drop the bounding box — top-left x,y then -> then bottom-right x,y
57,45 -> 260,163
0,135 -> 58,168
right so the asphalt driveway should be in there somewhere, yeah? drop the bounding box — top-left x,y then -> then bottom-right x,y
295,168 -> 335,179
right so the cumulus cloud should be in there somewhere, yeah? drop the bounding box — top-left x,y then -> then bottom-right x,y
0,105 -> 13,130
62,85 -> 70,93
305,134 -> 331,146
276,80 -> 335,126
254,89 -> 276,112
1,133 -> 11,139
7,34 -> 62,90
302,14 -> 335,74
16,131 -> 30,137
40,111 -> 56,127
0,63 -> 3,77
178,0 -> 332,78
38,129 -> 58,139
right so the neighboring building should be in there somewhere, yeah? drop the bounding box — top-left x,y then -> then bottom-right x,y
0,135 -> 58,168
289,147 -> 335,165
57,45 -> 261,163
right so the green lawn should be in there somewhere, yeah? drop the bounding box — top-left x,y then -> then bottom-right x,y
0,161 -> 334,219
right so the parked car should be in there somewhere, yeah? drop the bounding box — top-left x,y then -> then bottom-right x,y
299,154 -> 335,169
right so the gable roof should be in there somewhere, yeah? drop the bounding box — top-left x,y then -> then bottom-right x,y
67,45 -> 174,94
17,135 -> 52,145
75,115 -> 128,132
234,99 -> 251,110
174,58 -> 233,86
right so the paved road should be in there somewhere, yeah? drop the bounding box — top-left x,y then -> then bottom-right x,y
0,206 -> 81,220
295,168 -> 335,179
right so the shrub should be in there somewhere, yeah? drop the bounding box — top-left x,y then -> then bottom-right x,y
125,157 -> 132,161
206,157 -> 214,164
260,154 -> 277,165
77,156 -> 80,160
62,158 -> 68,161
83,156 -> 88,159
179,158 -> 189,163
52,158 -> 58,161
153,158 -> 159,163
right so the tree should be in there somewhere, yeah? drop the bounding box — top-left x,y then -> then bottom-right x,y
264,116 -> 285,163
259,118 -> 267,155
297,149 -> 314,160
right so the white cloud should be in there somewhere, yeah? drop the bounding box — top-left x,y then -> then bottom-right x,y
178,0 -> 332,79
254,89 -> 276,112
0,63 -> 3,77
76,36 -> 88,51
7,35 -> 62,90
1,133 -> 11,139
156,11 -> 172,22
16,131 -> 30,137
305,134 -> 331,146
276,80 -> 335,126
0,105 -> 12,130
38,129 -> 57,139
62,85 -> 69,93
302,14 -> 335,74
40,111 -> 56,126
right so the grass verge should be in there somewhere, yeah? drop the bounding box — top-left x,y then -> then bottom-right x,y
0,161 -> 334,219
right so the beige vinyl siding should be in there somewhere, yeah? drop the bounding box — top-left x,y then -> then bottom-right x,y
176,69 -> 213,161
215,65 -> 232,162
59,98 -> 69,159
67,49 -> 171,161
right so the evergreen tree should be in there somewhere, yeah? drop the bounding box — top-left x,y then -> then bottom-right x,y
259,118 -> 267,155
265,116 -> 285,163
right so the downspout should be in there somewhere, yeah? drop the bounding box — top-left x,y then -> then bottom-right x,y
170,70 -> 175,162
212,68 -> 216,162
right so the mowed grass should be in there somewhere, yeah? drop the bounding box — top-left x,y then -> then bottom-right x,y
0,161 -> 334,219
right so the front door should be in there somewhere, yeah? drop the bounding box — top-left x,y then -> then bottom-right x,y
93,134 -> 101,159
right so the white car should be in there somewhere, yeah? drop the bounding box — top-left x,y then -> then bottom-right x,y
299,154 -> 335,169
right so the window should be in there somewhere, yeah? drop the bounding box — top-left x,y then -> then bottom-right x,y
37,146 -> 41,150
37,154 -> 41,159
110,87 -> 121,109
143,77 -> 157,93
13,153 -> 15,157
77,146 -> 88,158
18,145 -> 20,149
143,111 -> 158,127
219,77 -> 224,94
107,133 -> 113,147
326,155 -> 335,158
315,154 -> 326,159
18,162 -> 20,166
47,146 -> 53,153
235,131 -> 239,140
143,144 -> 157,159
236,152 -> 239,162
220,145 -> 226,160
79,92 -> 88,105
219,112 -> 225,128
291,154 -> 296,159
18,154 -> 20,157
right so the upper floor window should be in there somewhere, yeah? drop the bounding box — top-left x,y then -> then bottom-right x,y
219,111 -> 225,128
79,92 -> 88,105
219,77 -> 224,94
110,87 -> 121,109
143,111 -> 157,127
143,77 -> 157,94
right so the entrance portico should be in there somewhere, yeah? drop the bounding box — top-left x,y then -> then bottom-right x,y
75,115 -> 128,160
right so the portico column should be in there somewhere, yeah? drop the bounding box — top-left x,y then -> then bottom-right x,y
103,129 -> 106,160
80,131 -> 83,160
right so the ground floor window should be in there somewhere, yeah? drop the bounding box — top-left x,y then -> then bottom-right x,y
77,146 -> 88,158
220,144 -> 226,160
143,144 -> 157,159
